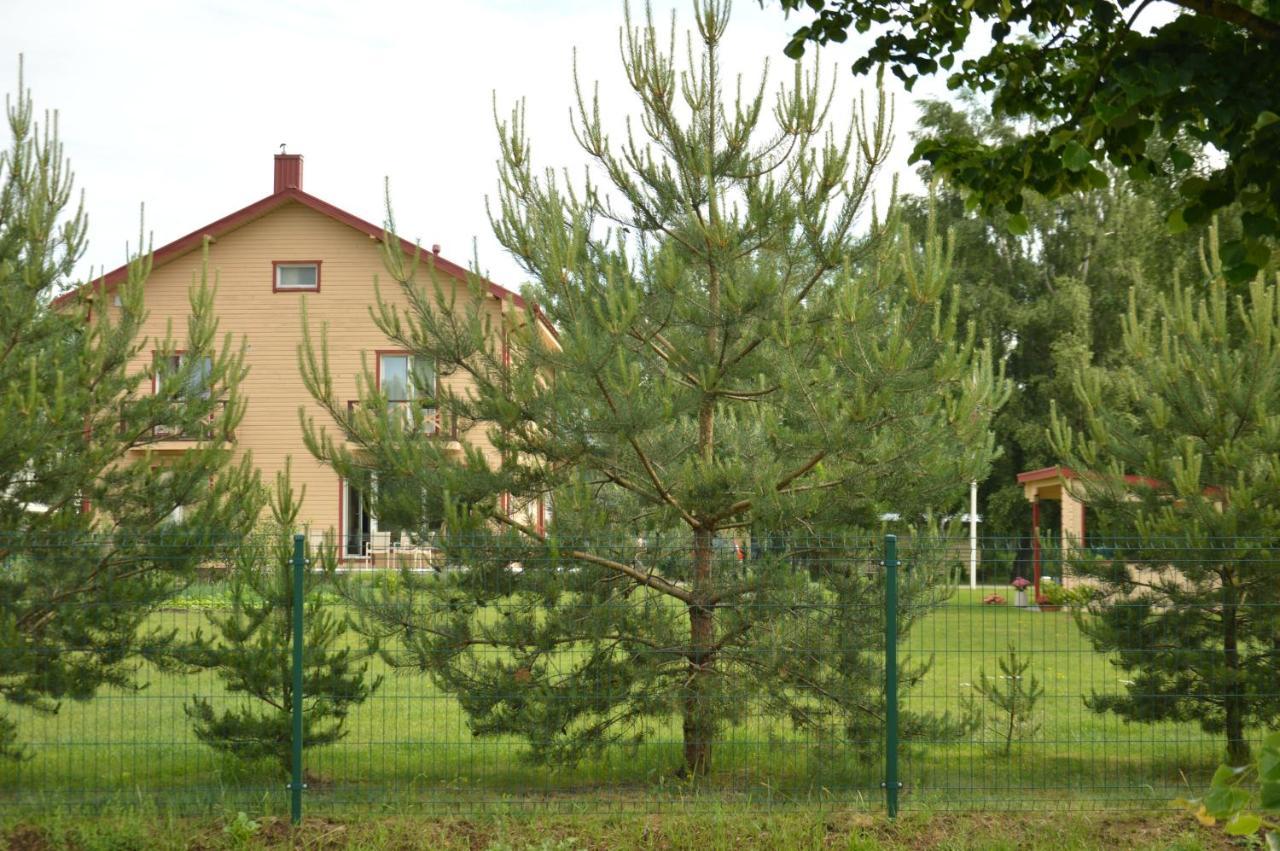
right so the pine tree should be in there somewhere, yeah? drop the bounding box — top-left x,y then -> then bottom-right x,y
960,644 -> 1043,754
1052,226 -> 1280,765
0,62 -> 263,759
301,1 -> 1006,775
180,466 -> 380,773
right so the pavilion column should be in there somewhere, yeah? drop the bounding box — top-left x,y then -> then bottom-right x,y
1031,497 -> 1042,599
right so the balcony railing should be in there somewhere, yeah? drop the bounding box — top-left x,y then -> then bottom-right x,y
346,400 -> 457,440
135,399 -> 232,442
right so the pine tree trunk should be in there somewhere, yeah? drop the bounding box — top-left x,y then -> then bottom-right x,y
683,526 -> 716,776
1225,694 -> 1249,766
1222,595 -> 1250,765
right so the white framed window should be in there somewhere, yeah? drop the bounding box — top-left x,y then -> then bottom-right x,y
273,261 -> 320,292
378,352 -> 437,433
378,353 -> 434,401
154,352 -> 213,399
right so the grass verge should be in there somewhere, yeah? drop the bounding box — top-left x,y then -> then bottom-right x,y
0,808 -> 1235,850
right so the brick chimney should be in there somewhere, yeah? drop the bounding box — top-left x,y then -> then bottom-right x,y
274,153 -> 303,193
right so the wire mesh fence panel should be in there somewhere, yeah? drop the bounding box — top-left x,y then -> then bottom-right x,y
900,537 -> 1277,811
2,531 -> 1275,815
0,535 -> 289,813
306,533 -> 899,814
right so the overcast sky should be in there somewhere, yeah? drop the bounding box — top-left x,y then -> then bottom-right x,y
3,0 -> 940,291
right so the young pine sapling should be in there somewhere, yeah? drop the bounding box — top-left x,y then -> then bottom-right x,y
180,466 -> 381,773
962,644 -> 1043,754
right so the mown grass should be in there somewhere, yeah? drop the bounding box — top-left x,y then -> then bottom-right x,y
900,587 -> 1229,810
0,585 -> 1240,814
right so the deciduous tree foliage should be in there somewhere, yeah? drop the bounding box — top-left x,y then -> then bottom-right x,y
899,97 -> 1209,534
302,1 -> 1006,775
1051,226 -> 1280,764
775,0 -> 1280,282
0,62 -> 262,759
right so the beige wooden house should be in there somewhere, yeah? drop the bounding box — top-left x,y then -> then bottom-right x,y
58,154 -> 553,564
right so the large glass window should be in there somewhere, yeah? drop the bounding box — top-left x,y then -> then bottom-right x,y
378,353 -> 434,401
379,353 -> 437,433
156,353 -> 212,399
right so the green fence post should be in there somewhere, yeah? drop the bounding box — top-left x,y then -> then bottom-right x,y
884,533 -> 900,819
290,533 -> 305,826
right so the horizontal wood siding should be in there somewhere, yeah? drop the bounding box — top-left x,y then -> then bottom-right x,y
123,201 -> 503,535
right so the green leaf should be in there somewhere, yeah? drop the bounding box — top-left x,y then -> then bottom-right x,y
1220,240 -> 1248,268
1265,831 -> 1280,851
1261,746 -> 1280,782
1166,208 -> 1188,235
1247,241 -> 1272,269
1205,766 -> 1250,816
1204,791 -> 1233,815
1062,141 -> 1091,172
1261,780 -> 1280,810
1127,160 -> 1152,182
1225,263 -> 1259,285
1255,111 -> 1279,130
1007,213 -> 1029,236
1225,813 -> 1262,836
1183,203 -> 1211,225
1242,213 -> 1278,239
1170,148 -> 1194,171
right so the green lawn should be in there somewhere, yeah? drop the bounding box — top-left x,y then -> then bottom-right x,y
901,588 -> 1226,810
0,588 -> 1235,814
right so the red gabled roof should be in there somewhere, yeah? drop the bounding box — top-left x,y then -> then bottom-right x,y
1016,465 -> 1166,491
1016,465 -> 1077,484
52,187 -> 548,333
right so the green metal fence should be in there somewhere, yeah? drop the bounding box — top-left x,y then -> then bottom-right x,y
0,532 -> 1273,818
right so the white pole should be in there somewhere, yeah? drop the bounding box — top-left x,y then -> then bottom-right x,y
969,480 -> 978,590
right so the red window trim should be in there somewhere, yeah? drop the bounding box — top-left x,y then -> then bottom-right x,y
272,260 -> 322,293
337,477 -> 351,565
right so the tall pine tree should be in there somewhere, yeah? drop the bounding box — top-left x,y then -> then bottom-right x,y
0,62 -> 262,759
302,1 -> 1006,775
1052,226 -> 1280,764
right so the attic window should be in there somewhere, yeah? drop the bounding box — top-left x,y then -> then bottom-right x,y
273,261 -> 320,292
